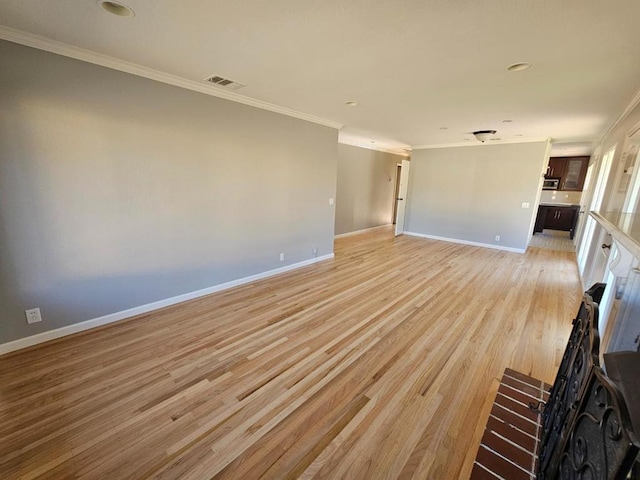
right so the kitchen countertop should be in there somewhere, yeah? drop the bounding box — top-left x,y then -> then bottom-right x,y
539,203 -> 581,207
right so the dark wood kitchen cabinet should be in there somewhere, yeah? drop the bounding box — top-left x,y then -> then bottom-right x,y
544,156 -> 589,191
533,205 -> 580,238
544,206 -> 575,231
562,157 -> 589,190
546,157 -> 566,179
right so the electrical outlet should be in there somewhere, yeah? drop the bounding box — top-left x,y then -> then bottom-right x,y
279,253 -> 285,261
521,202 -> 530,209
312,247 -> 318,256
328,198 -> 334,206
25,308 -> 42,324
495,235 -> 501,241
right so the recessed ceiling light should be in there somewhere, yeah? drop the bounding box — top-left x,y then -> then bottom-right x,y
502,120 -> 513,123
439,127 -> 448,130
345,101 -> 358,107
507,62 -> 532,72
98,0 -> 135,17
370,141 -> 376,144
515,134 -> 524,137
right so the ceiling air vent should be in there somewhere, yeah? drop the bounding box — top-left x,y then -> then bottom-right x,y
204,74 -> 246,90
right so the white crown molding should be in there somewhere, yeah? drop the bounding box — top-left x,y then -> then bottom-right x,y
0,26 -> 344,130
403,231 -> 526,254
338,138 -> 410,157
599,86 -> 640,142
412,137 -> 550,150
548,137 -> 597,145
0,253 -> 334,356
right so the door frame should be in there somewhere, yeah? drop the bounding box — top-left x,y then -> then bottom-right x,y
392,163 -> 402,224
577,146 -> 616,281
395,159 -> 411,236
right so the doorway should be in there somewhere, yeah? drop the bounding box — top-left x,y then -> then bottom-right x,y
392,164 -> 402,224
394,159 -> 411,236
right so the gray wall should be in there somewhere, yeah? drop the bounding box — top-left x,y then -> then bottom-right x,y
0,40 -> 338,344
335,144 -> 403,235
405,142 -> 549,251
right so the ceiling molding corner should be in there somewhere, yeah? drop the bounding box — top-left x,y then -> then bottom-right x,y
412,137 -> 550,150
0,26 -> 344,130
338,139 -> 410,157
599,86 -> 640,143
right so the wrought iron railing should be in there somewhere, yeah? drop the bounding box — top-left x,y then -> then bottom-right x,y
537,283 -> 640,480
538,284 -> 605,479
556,366 -> 640,479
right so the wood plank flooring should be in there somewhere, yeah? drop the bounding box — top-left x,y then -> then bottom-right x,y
0,227 -> 583,479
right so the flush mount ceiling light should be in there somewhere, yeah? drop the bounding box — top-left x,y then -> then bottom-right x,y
507,62 -> 532,72
473,130 -> 497,143
98,0 -> 135,17
345,101 -> 358,107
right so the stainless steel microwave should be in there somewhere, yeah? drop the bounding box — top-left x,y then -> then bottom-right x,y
543,178 -> 560,190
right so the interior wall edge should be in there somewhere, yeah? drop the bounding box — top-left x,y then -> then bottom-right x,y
527,139 -> 554,243
0,253 -> 335,356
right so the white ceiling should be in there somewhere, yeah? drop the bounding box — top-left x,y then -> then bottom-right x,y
1,0 -> 640,155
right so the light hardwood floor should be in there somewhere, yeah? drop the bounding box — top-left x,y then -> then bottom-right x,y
0,227 -> 583,479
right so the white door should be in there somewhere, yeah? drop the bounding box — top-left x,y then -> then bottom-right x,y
395,159 -> 411,236
577,147 -> 615,277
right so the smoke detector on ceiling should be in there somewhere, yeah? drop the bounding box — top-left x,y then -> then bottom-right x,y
507,62 -> 532,72
473,130 -> 497,143
98,0 -> 135,17
204,75 -> 246,90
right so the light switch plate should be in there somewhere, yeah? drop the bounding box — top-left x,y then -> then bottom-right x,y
521,202 -> 530,208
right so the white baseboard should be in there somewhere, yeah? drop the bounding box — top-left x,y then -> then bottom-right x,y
0,254 -> 334,356
334,224 -> 391,239
403,231 -> 526,254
